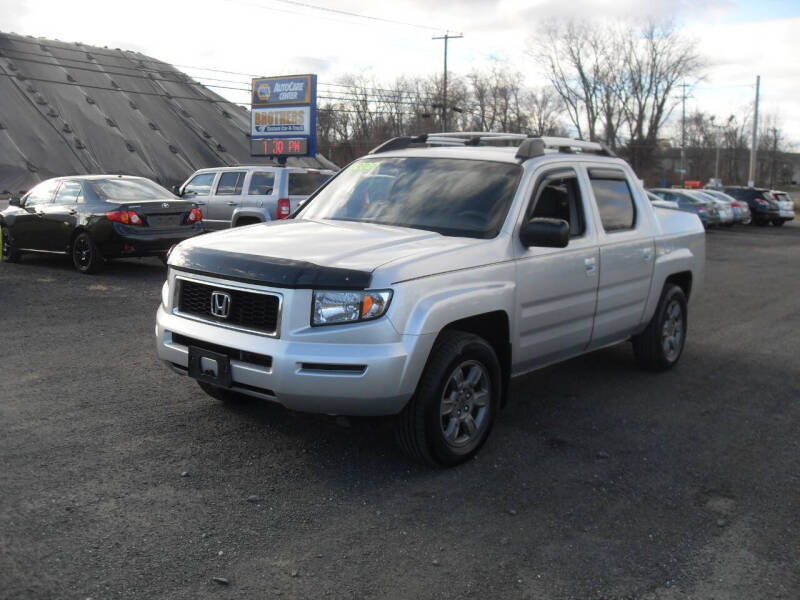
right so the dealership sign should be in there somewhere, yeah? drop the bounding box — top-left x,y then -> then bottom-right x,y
250,74 -> 316,158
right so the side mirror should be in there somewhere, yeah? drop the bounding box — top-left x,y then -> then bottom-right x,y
520,218 -> 569,248
9,196 -> 21,207
172,185 -> 183,197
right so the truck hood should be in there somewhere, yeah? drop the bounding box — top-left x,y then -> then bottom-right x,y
169,218 -> 482,288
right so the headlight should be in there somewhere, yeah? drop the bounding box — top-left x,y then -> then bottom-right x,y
161,280 -> 170,308
312,290 -> 392,326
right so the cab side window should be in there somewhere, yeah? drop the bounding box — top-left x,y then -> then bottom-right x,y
589,169 -> 636,232
527,169 -> 586,237
24,180 -> 60,207
216,172 -> 245,196
248,172 -> 275,196
54,181 -> 83,204
183,173 -> 215,196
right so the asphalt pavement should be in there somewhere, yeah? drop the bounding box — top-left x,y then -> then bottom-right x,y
1,223 -> 799,599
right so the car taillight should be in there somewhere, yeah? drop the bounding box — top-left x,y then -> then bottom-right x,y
107,210 -> 142,226
187,207 -> 202,223
277,198 -> 291,219
755,198 -> 769,206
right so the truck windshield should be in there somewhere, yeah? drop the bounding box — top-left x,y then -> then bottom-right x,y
297,157 -> 522,238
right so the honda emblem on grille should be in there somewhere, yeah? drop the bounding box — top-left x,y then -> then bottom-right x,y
210,291 -> 232,319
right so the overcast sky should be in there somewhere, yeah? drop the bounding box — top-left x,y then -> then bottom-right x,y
3,0 -> 800,146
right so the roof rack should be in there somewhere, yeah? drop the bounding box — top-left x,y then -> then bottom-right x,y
368,132 -> 616,159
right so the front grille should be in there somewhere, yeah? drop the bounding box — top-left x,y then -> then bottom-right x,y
177,278 -> 280,335
171,332 -> 272,369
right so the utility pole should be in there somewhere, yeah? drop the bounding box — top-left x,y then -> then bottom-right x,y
679,82 -> 690,184
432,32 -> 463,132
748,75 -> 760,187
769,126 -> 779,188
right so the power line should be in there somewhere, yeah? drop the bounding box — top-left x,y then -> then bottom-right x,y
0,71 -> 230,104
262,0 -> 453,32
1,48 -> 426,101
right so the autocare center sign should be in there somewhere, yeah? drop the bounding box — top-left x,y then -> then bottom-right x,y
250,74 -> 317,158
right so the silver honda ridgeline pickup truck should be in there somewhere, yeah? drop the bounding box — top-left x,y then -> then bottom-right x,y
156,134 -> 704,466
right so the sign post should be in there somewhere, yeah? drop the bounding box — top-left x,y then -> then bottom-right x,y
250,74 -> 317,164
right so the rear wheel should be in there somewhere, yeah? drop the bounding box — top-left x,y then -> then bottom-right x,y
233,217 -> 261,227
632,284 -> 687,371
1,225 -> 21,262
754,217 -> 769,226
71,232 -> 104,274
772,219 -> 785,227
395,331 -> 500,467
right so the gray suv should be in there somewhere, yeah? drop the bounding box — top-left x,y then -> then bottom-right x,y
176,166 -> 334,230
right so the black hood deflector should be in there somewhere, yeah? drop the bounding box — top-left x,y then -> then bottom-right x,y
169,245 -> 372,290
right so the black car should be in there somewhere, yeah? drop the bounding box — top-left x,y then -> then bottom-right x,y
722,186 -> 779,226
1,175 -> 203,273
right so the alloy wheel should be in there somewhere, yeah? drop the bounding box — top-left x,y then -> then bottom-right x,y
439,360 -> 491,448
661,300 -> 684,362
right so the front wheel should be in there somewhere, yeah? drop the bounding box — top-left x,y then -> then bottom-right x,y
1,225 -> 21,262
632,284 -> 688,371
395,331 -> 500,467
71,232 -> 104,274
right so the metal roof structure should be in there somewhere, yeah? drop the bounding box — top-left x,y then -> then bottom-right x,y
0,32 -> 337,196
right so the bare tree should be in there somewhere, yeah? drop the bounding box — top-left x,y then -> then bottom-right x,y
528,19 -> 702,173
523,87 -> 567,136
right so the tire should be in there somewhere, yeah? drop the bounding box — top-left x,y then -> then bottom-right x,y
71,232 -> 104,274
1,225 -> 21,263
233,218 -> 261,227
754,217 -> 769,227
159,253 -> 169,266
632,284 -> 688,371
197,381 -> 246,403
772,219 -> 785,227
395,331 -> 501,467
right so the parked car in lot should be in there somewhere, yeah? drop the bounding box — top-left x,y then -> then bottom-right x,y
157,134 -> 705,466
768,190 -> 795,226
649,188 -> 721,228
1,175 -> 203,273
646,190 -> 678,209
176,165 -> 335,231
702,189 -> 751,224
723,186 -> 780,226
687,190 -> 735,226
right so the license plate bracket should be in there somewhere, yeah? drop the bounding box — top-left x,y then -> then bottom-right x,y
188,346 -> 232,387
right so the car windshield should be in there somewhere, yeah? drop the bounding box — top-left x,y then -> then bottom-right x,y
297,157 -> 522,238
90,178 -> 174,201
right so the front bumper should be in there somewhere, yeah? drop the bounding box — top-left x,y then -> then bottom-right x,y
155,304 -> 433,416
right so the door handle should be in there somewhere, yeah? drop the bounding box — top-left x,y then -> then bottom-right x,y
68,209 -> 77,215
584,257 -> 597,275
225,201 -> 239,206
642,249 -> 653,262
35,210 -> 45,217
195,201 -> 206,205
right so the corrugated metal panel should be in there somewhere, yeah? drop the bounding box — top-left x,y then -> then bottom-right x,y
0,32 -> 338,196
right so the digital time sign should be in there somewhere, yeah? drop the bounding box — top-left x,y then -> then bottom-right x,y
250,138 -> 308,156
250,74 -> 317,158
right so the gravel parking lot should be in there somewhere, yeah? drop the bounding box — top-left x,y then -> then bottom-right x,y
1,223 -> 799,599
